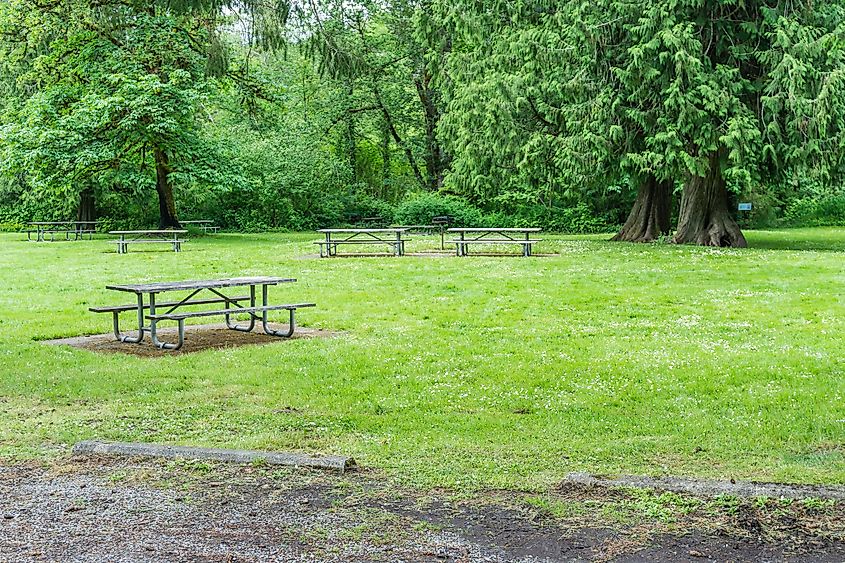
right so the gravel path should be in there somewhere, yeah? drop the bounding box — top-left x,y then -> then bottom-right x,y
1,459 -> 843,562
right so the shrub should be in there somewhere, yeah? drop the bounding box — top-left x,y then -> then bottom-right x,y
507,202 -> 616,233
394,192 -> 486,227
782,194 -> 845,227
344,190 -> 396,225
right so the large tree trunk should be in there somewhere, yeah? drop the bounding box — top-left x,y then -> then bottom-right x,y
76,187 -> 96,222
612,176 -> 671,242
373,85 -> 426,191
673,152 -> 746,247
153,148 -> 181,229
414,70 -> 448,191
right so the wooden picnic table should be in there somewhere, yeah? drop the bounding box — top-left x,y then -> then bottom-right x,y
316,228 -> 409,257
90,276 -> 315,350
109,230 -> 188,254
27,221 -> 97,242
448,228 -> 543,257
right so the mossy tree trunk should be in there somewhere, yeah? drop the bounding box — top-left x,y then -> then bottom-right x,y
154,147 -> 181,229
76,187 -> 96,222
673,151 -> 746,248
612,176 -> 672,242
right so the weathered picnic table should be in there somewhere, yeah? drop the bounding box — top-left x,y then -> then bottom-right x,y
109,230 -> 187,253
448,228 -> 542,257
181,220 -> 220,234
26,221 -> 97,242
89,277 -> 315,350
316,228 -> 409,257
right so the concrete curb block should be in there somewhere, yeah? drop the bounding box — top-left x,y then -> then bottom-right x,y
72,440 -> 355,472
565,472 -> 845,500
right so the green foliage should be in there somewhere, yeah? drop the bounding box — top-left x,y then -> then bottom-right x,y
782,195 -> 845,228
433,0 -> 845,232
502,203 -> 616,234
394,192 -> 485,227
2,0 -> 844,232
345,192 -> 397,225
0,0 -> 230,226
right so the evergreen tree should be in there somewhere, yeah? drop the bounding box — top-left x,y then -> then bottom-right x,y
434,0 -> 845,246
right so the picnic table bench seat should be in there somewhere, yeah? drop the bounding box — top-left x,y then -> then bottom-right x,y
448,228 -> 543,257
447,239 -> 543,244
450,239 -> 542,257
145,303 -> 316,348
146,303 -> 316,321
89,295 -> 251,314
114,238 -> 187,244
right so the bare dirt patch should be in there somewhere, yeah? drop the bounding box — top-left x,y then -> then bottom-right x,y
1,458 -> 843,562
41,323 -> 339,357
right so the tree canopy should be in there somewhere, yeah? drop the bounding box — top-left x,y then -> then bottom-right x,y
1,0 -> 844,243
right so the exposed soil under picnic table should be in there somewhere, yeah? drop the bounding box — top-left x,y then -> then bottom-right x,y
1,457 -> 843,562
41,323 -> 339,357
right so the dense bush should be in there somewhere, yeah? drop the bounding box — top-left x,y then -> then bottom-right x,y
501,203 -> 617,233
394,192 -> 487,227
344,191 -> 396,225
782,195 -> 845,227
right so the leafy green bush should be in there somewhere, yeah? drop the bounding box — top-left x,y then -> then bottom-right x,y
782,194 -> 845,227
502,203 -> 616,233
394,192 -> 486,227
344,190 -> 396,225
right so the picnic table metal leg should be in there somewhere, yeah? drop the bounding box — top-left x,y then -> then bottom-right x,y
226,285 -> 256,332
149,293 -> 183,350
114,293 -> 146,344
261,284 -> 295,337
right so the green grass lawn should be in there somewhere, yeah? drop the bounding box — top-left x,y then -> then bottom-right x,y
1,228 -> 844,490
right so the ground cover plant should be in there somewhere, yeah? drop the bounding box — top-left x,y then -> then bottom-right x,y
0,229 -> 844,490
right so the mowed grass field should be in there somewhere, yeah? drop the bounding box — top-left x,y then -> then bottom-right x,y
0,228 -> 844,490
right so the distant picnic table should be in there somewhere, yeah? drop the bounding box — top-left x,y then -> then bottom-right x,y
448,228 -> 542,257
26,221 -> 97,242
109,230 -> 187,254
181,220 -> 220,234
316,228 -> 409,257
89,277 -> 315,350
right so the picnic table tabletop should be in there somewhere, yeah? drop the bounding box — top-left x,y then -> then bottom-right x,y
108,230 -> 188,235
447,227 -> 542,232
390,224 -> 436,229
318,228 -> 408,233
105,277 -> 296,294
